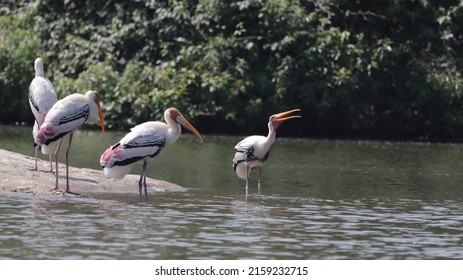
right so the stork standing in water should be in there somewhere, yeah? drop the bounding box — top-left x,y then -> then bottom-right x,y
34,90 -> 105,195
28,57 -> 60,172
100,107 -> 203,198
233,109 -> 301,197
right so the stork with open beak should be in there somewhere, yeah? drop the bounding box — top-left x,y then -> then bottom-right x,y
34,90 -> 105,195
233,109 -> 301,197
28,57 -> 60,172
100,107 -> 203,198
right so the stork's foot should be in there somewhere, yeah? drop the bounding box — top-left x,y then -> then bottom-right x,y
30,167 -> 39,172
63,189 -> 81,196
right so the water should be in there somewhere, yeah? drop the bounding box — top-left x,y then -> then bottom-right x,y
1,125 -> 463,259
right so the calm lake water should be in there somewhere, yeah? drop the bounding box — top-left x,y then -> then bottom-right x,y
1,125 -> 463,259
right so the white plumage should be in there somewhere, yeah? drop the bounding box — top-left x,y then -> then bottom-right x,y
102,122 -> 168,179
28,57 -> 58,171
233,135 -> 272,180
233,109 -> 301,197
100,107 -> 203,198
29,58 -> 57,124
35,90 -> 105,195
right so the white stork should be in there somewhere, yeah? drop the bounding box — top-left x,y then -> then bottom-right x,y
28,57 -> 60,172
233,109 -> 301,197
34,90 -> 105,195
100,107 -> 203,198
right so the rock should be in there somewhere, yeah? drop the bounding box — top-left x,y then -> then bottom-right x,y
0,149 -> 186,196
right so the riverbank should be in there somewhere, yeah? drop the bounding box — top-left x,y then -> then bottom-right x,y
0,149 -> 186,196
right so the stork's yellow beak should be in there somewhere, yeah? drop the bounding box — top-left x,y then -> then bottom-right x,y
177,115 -> 204,142
273,108 -> 302,123
93,90 -> 105,134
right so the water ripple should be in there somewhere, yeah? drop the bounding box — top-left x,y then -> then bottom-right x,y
1,190 -> 463,259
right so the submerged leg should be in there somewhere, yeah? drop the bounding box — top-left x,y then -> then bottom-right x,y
143,170 -> 148,198
138,159 -> 148,199
138,174 -> 142,199
258,166 -> 262,196
245,165 -> 250,198
63,133 -> 80,195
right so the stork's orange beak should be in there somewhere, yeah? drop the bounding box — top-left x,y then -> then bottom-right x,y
93,90 -> 105,134
177,114 -> 204,142
273,108 -> 302,124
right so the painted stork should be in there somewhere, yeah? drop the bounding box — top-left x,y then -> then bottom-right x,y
34,90 -> 105,195
28,57 -> 59,172
100,107 -> 203,198
233,109 -> 301,197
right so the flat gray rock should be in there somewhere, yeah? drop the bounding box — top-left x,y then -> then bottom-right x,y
0,149 -> 186,196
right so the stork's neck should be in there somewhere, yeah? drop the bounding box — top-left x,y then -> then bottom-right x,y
85,92 -> 99,121
35,60 -> 45,77
265,122 -> 277,146
165,114 -> 181,144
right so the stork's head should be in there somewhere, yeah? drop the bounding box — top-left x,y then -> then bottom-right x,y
86,90 -> 105,134
269,109 -> 301,130
34,57 -> 44,77
167,107 -> 204,142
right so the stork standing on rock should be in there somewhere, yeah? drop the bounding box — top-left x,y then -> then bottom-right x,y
34,90 -> 105,195
100,107 -> 203,198
233,109 -> 301,197
28,57 -> 60,172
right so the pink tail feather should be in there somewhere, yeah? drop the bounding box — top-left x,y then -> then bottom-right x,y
34,122 -> 54,145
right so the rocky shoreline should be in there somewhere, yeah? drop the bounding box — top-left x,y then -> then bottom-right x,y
0,149 -> 186,196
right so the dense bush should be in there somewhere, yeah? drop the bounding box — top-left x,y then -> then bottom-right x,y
0,3 -> 39,123
1,0 -> 463,140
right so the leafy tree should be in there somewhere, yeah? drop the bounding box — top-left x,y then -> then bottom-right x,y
1,0 -> 463,140
0,3 -> 39,123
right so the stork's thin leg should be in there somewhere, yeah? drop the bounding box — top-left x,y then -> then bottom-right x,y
258,166 -> 262,196
138,173 -> 143,199
34,146 -> 39,171
245,165 -> 249,198
138,159 -> 148,198
63,133 -> 80,195
50,141 -> 61,194
143,166 -> 148,198
31,119 -> 40,172
65,133 -> 72,191
48,154 -> 53,173
30,145 -> 39,171
138,159 -> 148,199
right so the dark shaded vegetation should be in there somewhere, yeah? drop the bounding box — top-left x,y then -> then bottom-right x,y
1,0 -> 463,140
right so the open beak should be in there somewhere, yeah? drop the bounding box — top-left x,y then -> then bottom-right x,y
274,108 -> 301,124
177,115 -> 204,142
93,90 -> 105,134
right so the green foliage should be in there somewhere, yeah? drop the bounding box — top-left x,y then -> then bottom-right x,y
0,3 -> 39,123
1,0 -> 463,140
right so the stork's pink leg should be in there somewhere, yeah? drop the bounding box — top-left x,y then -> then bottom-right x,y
40,154 -> 54,173
50,141 -> 62,194
30,145 -> 39,171
48,155 -> 53,173
63,133 -> 80,195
